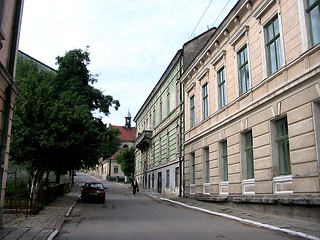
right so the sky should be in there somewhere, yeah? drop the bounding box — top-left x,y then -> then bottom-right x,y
19,0 -> 238,127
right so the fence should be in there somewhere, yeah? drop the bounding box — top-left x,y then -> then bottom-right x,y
5,182 -> 70,216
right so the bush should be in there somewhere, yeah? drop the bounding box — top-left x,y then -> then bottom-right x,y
5,180 -> 29,197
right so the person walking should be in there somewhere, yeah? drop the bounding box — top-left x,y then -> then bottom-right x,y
132,179 -> 139,196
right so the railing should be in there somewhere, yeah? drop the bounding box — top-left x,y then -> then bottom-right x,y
4,182 -> 70,216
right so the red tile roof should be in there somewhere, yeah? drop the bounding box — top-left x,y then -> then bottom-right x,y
111,125 -> 136,142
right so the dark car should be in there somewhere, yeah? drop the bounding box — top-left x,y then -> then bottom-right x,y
81,182 -> 106,203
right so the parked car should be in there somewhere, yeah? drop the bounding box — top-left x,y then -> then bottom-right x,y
81,182 -> 106,203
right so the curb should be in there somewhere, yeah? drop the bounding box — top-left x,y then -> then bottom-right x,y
149,194 -> 320,240
46,193 -> 81,240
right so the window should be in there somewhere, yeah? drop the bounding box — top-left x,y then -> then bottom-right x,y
190,95 -> 195,127
149,113 -> 152,128
238,46 -> 250,94
159,137 -> 162,163
159,100 -> 163,121
152,142 -> 155,166
167,91 -> 170,114
202,83 -> 209,119
244,131 -> 254,179
265,16 -> 282,75
220,141 -> 228,181
114,166 -> 119,174
190,153 -> 196,184
166,131 -> 170,161
306,0 -> 320,46
0,0 -> 5,42
203,147 -> 210,183
175,167 -> 179,187
217,67 -> 226,108
166,170 -> 170,187
275,117 -> 291,175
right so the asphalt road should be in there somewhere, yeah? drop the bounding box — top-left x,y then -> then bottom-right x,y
55,172 -> 300,240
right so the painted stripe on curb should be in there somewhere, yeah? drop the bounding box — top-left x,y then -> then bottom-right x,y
65,194 -> 81,217
149,194 -> 320,240
47,229 -> 59,240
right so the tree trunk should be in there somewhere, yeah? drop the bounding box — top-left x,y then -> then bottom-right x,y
55,169 -> 61,183
29,169 -> 45,213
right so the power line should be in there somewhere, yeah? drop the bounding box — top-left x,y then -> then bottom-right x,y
188,0 -> 213,40
211,0 -> 231,27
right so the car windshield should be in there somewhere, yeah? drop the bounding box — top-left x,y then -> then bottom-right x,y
84,183 -> 104,189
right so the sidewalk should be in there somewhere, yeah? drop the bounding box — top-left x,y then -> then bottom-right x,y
1,182 -> 319,240
0,185 -> 80,240
155,193 -> 320,240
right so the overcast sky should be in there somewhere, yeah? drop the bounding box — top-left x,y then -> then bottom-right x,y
19,0 -> 238,126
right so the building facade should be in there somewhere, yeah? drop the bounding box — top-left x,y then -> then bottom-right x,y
0,0 -> 24,226
97,113 -> 136,181
134,28 -> 216,196
182,0 -> 320,220
134,50 -> 184,196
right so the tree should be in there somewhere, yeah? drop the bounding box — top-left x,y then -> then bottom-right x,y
116,147 -> 135,177
101,127 -> 121,159
55,48 -> 120,115
10,48 -> 120,196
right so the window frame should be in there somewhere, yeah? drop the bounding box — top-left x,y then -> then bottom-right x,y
244,131 -> 254,179
167,90 -> 170,115
175,167 -> 179,188
306,0 -> 320,46
275,117 -> 291,175
220,141 -> 228,181
159,100 -> 163,122
190,153 -> 196,184
202,83 -> 209,119
203,147 -> 210,183
238,45 -> 250,95
166,169 -> 170,188
217,67 -> 227,109
190,95 -> 195,127
265,16 -> 282,75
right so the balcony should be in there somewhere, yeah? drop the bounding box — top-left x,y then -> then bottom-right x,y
136,130 -> 152,151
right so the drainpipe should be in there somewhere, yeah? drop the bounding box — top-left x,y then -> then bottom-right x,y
178,56 -> 184,197
0,0 -> 23,224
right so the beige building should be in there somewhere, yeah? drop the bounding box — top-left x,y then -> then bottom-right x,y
0,0 -> 24,226
182,0 -> 320,220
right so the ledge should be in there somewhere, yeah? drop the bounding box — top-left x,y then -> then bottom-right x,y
232,195 -> 320,206
188,193 -> 228,202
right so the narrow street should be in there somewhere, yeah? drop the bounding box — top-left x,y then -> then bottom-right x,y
55,172 -> 300,240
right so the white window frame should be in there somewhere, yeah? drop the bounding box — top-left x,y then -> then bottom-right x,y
202,82 -> 209,120
217,66 -> 227,109
260,13 -> 285,79
190,95 -> 196,128
237,45 -> 251,95
298,0 -> 320,50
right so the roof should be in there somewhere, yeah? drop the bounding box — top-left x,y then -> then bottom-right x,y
110,148 -> 122,160
111,125 -> 136,142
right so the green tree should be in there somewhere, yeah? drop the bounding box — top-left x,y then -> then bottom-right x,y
10,48 -> 120,196
101,127 -> 121,159
55,48 -> 120,115
116,147 -> 135,177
